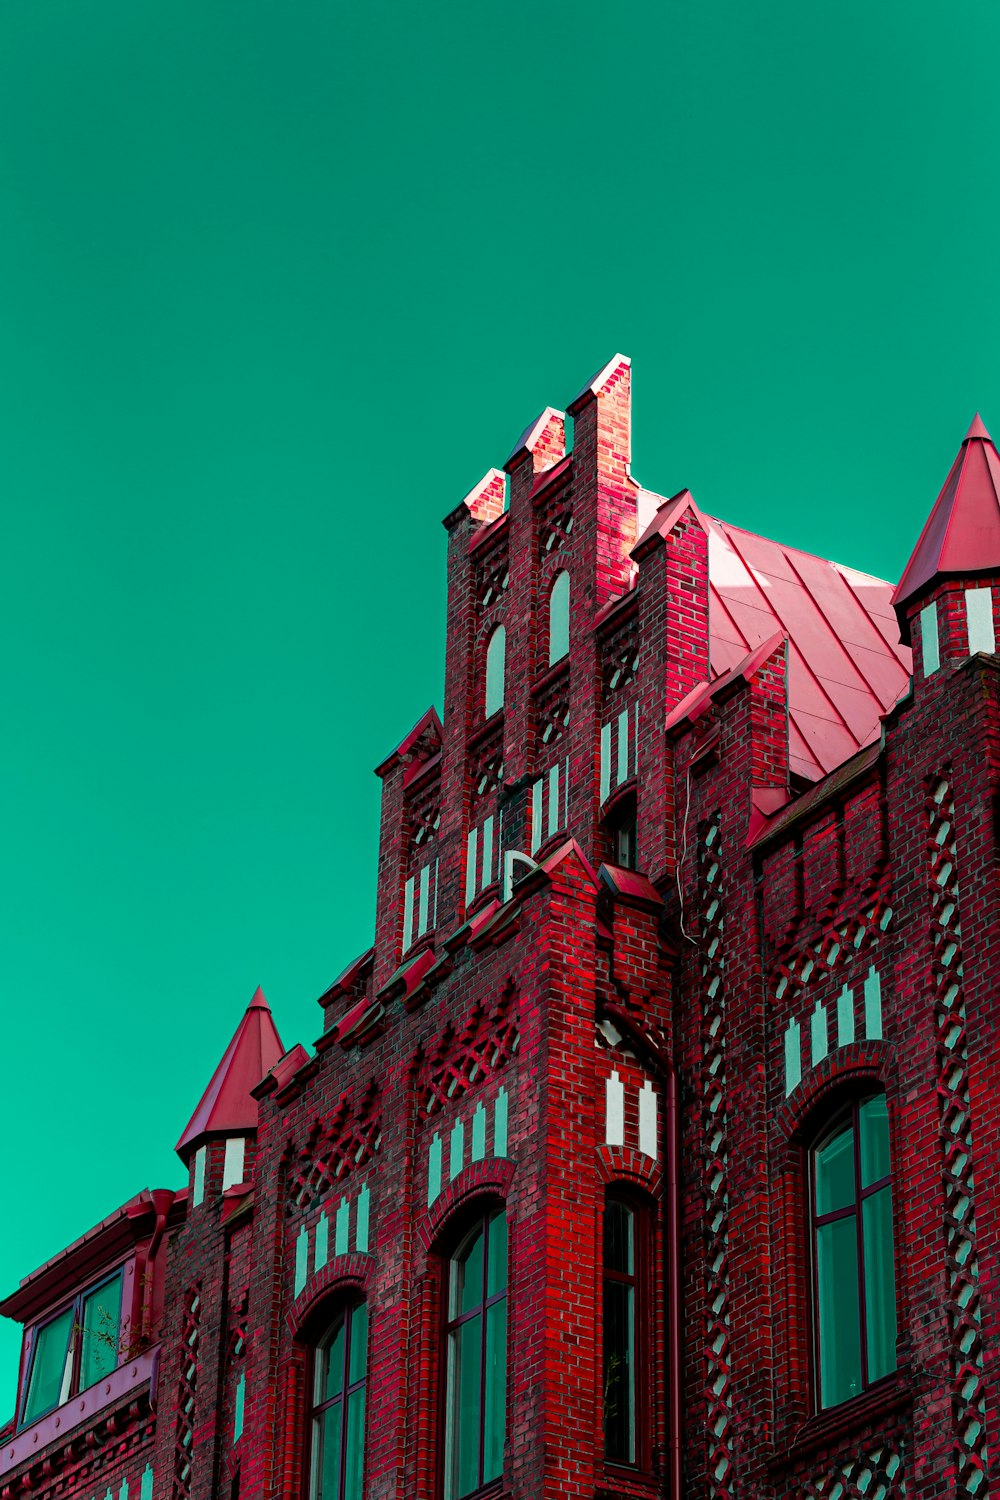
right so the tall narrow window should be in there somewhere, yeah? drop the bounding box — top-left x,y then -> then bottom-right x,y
548,571 -> 570,665
603,1195 -> 642,1464
19,1269 -> 124,1429
309,1302 -> 368,1500
484,627 -> 506,718
443,1209 -> 507,1499
811,1093 -> 897,1409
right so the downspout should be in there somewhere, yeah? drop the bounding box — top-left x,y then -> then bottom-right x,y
602,1002 -> 682,1498
141,1190 -> 176,1346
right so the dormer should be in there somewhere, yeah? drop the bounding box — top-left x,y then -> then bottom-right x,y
175,987 -> 285,1207
0,1188 -> 181,1476
893,415 -> 1000,691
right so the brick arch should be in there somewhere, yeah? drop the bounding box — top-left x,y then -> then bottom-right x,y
417,1157 -> 516,1251
775,1039 -> 893,1161
285,1252 -> 374,1337
596,1143 -> 662,1197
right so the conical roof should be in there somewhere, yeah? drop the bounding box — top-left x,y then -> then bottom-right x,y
893,416 -> 1000,629
175,987 -> 285,1156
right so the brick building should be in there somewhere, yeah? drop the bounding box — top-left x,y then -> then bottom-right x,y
3,356 -> 999,1500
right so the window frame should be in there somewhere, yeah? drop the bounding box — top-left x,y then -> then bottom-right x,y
17,1265 -> 126,1431
601,1187 -> 651,1472
305,1299 -> 369,1500
808,1092 -> 897,1412
438,1204 -> 508,1500
547,570 -> 570,666
483,626 -> 506,719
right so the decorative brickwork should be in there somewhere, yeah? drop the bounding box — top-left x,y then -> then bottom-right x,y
600,604 -> 639,699
801,1442 -> 905,1499
470,718 -> 504,799
287,1086 -> 382,1214
417,986 -> 518,1116
172,1287 -> 200,1500
697,816 -> 735,1499
538,498 -> 572,557
927,771 -> 990,1497
406,772 -> 440,854
475,545 -> 508,611
535,666 -> 570,753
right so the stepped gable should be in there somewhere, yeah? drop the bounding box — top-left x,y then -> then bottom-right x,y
175,986 -> 285,1155
893,414 -> 1000,637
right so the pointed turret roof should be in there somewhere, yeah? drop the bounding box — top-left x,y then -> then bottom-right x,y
175,987 -> 285,1156
893,415 -> 1000,631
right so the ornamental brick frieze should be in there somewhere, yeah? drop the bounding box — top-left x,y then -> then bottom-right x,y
697,814 -> 735,1500
768,884 -> 893,1009
416,983 -> 518,1118
171,1287 -> 200,1500
599,600 -> 639,701
286,1085 -> 382,1216
798,1440 -> 906,1499
926,770 -> 990,1497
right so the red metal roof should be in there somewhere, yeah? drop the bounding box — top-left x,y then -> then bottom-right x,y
175,987 -> 285,1156
706,514 -> 911,783
638,489 -> 911,784
892,415 -> 1000,630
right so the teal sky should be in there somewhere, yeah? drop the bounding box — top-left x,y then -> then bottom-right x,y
2,0 -> 998,1395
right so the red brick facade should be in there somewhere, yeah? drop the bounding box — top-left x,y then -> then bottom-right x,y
5,360 -> 1000,1500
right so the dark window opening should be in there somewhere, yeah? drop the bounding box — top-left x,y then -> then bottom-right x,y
602,1193 -> 648,1466
442,1208 -> 507,1499
811,1093 -> 897,1409
309,1302 -> 368,1500
604,792 -> 638,872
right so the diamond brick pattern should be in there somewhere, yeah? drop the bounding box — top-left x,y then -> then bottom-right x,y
171,1287 -> 200,1500
801,1442 -> 905,1499
418,986 -> 518,1116
698,817 -> 735,1500
287,1086 -> 382,1215
927,772 -> 990,1498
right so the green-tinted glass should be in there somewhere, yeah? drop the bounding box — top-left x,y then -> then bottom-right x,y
486,1213 -> 507,1298
859,1095 -> 891,1189
451,1224 -> 484,1319
816,1214 -> 862,1408
348,1304 -> 368,1387
313,1404 -> 341,1500
22,1308 -> 74,1425
344,1386 -> 366,1499
814,1122 -> 856,1216
483,1297 -> 506,1484
81,1274 -> 122,1390
445,1315 -> 482,1499
863,1186 -> 897,1382
603,1201 -> 634,1275
319,1317 -> 345,1404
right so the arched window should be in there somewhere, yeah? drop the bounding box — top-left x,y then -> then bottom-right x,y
548,571 -> 570,665
602,1192 -> 646,1465
485,626 -> 506,718
309,1302 -> 368,1500
811,1093 -> 897,1409
443,1208 -> 507,1499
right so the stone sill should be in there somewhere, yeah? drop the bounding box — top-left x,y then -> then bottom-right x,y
767,1369 -> 912,1473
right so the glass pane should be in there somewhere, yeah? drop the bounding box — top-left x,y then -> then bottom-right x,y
603,1201 -> 634,1275
445,1315 -> 482,1500
549,572 -> 570,663
451,1225 -> 484,1319
483,1297 -> 506,1484
814,1121 -> 856,1216
23,1308 -> 74,1425
485,627 -> 506,717
343,1386 -> 366,1500
312,1405 -> 341,1500
81,1274 -> 122,1390
487,1214 -> 507,1298
816,1214 -> 862,1408
318,1316 -> 346,1404
348,1304 -> 368,1387
602,1278 -> 635,1462
859,1095 -> 891,1189
863,1186 -> 898,1382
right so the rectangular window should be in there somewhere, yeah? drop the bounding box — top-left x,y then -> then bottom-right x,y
920,601 -> 940,675
19,1269 -> 125,1429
